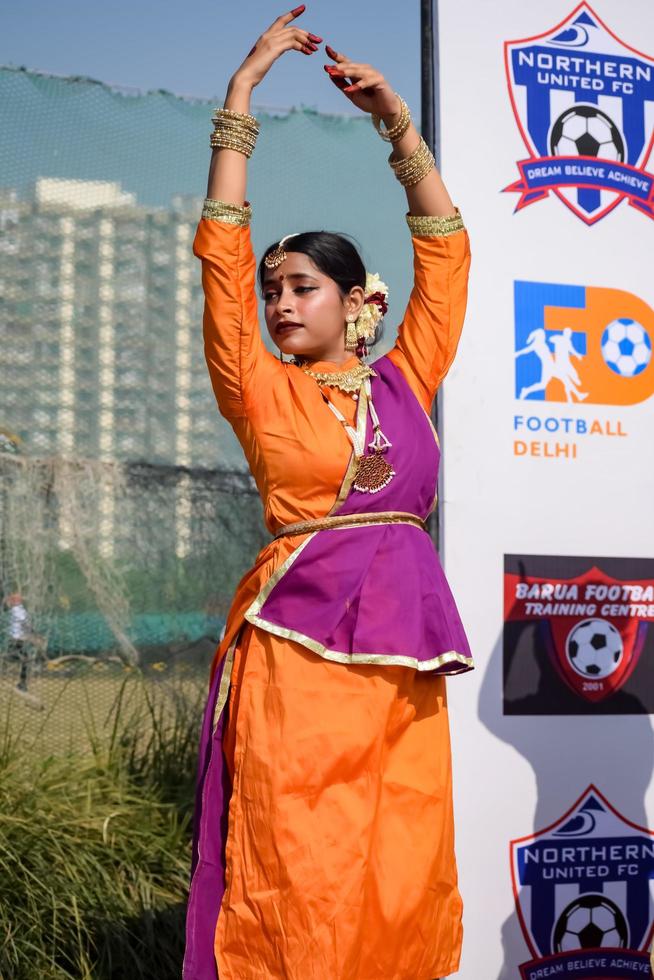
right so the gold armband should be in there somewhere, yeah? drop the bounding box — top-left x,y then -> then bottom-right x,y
201,198 -> 252,226
405,208 -> 465,237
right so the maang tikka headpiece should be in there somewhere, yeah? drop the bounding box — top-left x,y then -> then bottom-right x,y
264,233 -> 300,270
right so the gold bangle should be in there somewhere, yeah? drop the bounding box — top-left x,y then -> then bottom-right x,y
389,136 -> 435,187
372,94 -> 411,143
212,107 -> 260,130
211,118 -> 259,134
211,118 -> 259,138
209,142 -> 256,158
209,124 -> 258,157
406,209 -> 465,237
201,198 -> 252,226
211,127 -> 257,148
209,107 -> 260,156
389,135 -> 432,172
209,139 -> 255,158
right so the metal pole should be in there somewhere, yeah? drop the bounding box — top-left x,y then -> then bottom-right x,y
420,0 -> 439,159
421,0 -> 443,555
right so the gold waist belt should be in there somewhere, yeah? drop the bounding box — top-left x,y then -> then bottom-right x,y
274,510 -> 428,540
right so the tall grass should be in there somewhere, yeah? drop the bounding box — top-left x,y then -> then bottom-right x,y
0,669 -> 205,979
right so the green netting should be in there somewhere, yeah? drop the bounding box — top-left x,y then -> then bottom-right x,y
0,66 -> 430,977
0,67 -> 416,718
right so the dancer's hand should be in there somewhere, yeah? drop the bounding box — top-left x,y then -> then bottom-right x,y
323,46 -> 400,119
232,5 -> 322,90
323,43 -> 456,218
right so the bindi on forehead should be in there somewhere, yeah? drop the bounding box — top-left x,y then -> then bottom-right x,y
263,271 -> 321,286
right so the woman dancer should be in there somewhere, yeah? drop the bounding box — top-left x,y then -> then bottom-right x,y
184,7 -> 473,979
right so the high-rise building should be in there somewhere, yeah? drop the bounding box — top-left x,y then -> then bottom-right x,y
0,177 -> 240,471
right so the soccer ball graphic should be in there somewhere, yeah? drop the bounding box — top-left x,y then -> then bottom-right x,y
601,318 -> 652,377
550,104 -> 625,162
566,619 -> 623,679
553,894 -> 629,952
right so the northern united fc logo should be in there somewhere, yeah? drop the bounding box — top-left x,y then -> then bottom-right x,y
504,3 -> 654,223
511,787 -> 654,979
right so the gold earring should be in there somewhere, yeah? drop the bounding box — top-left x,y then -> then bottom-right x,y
345,315 -> 358,351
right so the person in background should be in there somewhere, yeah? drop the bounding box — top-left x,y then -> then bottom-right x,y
5,592 -> 32,691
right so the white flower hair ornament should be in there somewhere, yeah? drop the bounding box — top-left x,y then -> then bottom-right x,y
354,272 -> 389,346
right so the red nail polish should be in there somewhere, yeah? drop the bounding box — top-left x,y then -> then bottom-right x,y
307,42 -> 318,51
325,44 -> 338,59
291,4 -> 305,15
248,45 -> 257,56
308,33 -> 322,42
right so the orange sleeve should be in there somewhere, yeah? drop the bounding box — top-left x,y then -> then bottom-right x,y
193,205 -> 279,421
387,214 -> 471,413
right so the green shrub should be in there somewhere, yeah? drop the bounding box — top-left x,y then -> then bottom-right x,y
0,673 -> 204,979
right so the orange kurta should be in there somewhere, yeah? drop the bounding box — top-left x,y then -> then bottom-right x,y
193,205 -> 471,979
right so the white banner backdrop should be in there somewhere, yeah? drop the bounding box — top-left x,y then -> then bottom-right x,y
438,2 -> 654,977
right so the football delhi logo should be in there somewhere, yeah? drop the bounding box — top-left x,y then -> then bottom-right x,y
504,3 -> 654,223
512,787 -> 654,980
514,281 -> 654,405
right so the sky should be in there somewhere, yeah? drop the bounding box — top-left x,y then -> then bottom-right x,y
1,1 -> 422,114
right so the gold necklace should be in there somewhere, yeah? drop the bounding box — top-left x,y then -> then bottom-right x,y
323,379 -> 396,494
302,361 -> 376,395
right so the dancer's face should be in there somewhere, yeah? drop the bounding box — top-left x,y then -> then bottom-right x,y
263,252 -> 364,365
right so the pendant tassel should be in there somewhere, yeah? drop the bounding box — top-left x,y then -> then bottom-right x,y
368,427 -> 392,453
323,378 -> 396,494
351,379 -> 396,494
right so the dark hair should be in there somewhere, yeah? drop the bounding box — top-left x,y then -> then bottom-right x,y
258,231 -> 384,349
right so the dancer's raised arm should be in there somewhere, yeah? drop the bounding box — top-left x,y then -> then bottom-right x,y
207,6 -> 321,205
194,6 -> 322,420
325,49 -> 471,411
